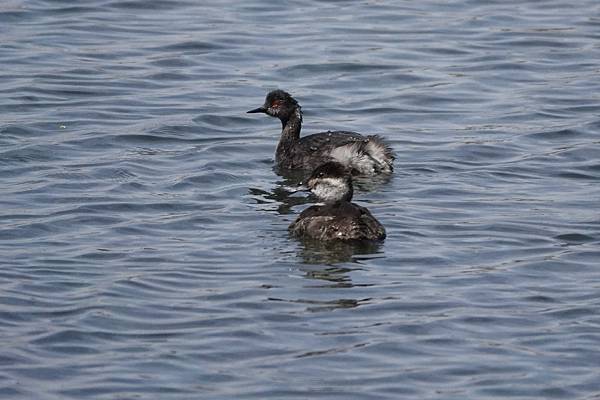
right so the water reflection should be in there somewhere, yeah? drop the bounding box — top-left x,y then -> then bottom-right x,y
249,166 -> 393,216
296,238 -> 384,265
300,297 -> 370,313
352,172 -> 394,193
248,187 -> 311,215
268,294 -> 370,312
302,265 -> 355,287
269,265 -> 372,311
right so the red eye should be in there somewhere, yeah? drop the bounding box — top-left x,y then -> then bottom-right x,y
271,100 -> 282,108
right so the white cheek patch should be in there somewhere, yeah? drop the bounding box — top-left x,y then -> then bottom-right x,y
312,178 -> 348,202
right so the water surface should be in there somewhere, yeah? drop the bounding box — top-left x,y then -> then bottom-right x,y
1,0 -> 600,399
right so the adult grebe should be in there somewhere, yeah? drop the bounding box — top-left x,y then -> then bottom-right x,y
248,90 -> 394,175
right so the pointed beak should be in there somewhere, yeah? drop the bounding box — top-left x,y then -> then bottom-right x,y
247,107 -> 266,114
296,181 -> 309,192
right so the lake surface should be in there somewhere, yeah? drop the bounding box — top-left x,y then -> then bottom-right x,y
1,0 -> 600,398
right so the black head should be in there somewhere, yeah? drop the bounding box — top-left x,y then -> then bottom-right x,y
247,90 -> 301,122
306,162 -> 353,203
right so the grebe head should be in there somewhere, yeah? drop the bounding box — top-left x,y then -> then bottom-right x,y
247,90 -> 301,122
307,162 -> 353,203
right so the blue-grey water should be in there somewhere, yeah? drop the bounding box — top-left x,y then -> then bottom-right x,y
2,1 -> 600,399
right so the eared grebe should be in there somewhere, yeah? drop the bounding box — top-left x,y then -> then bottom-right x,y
289,162 -> 386,241
248,90 -> 394,175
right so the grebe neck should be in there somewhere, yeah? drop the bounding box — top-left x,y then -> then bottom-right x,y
280,107 -> 302,142
276,108 -> 302,164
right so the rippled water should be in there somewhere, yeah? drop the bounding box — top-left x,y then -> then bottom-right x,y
2,0 -> 600,398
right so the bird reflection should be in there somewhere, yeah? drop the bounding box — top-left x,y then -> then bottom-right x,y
267,293 -> 370,312
296,238 -> 383,265
300,297 -> 370,313
269,264 -> 372,310
302,264 -> 354,287
248,166 -> 392,216
248,189 -> 306,216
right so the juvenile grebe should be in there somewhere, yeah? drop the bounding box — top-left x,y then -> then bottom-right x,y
248,90 -> 394,175
289,162 -> 386,241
